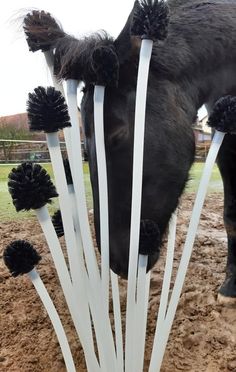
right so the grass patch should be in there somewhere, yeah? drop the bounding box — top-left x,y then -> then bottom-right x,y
187,162 -> 223,193
0,162 -> 222,221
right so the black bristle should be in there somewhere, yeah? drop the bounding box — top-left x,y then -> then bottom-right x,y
139,219 -> 161,255
3,240 -> 41,277
27,86 -> 71,133
131,0 -> 169,41
208,95 -> 236,133
23,10 -> 65,52
8,162 -> 58,212
91,45 -> 119,86
54,31 -> 115,83
63,158 -> 73,185
52,210 -> 64,238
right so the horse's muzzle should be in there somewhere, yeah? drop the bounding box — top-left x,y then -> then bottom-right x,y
109,219 -> 161,279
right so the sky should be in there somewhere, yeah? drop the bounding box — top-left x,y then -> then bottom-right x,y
0,0 -> 207,119
0,0 -> 134,117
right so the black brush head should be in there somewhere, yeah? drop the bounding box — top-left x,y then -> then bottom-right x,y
208,95 -> 236,133
3,240 -> 41,277
52,209 -> 64,238
27,86 -> 71,133
139,219 -> 161,255
23,10 -> 65,52
131,0 -> 169,41
63,158 -> 73,185
8,162 -> 58,212
91,45 -> 119,86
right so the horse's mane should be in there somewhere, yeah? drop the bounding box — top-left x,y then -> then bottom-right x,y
54,31 -> 115,81
24,1 -> 236,89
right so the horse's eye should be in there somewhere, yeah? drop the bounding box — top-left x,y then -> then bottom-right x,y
108,128 -> 128,150
110,136 -> 121,149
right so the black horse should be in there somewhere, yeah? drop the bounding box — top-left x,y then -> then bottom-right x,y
24,0 -> 236,299
81,0 -> 236,301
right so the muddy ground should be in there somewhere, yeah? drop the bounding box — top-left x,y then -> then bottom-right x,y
0,193 -> 236,372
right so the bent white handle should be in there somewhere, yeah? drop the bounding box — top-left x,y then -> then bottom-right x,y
149,130 -> 225,372
28,269 -> 76,372
125,38 -> 153,372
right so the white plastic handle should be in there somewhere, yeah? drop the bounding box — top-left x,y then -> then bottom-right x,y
66,80 -> 116,372
149,130 -> 225,372
28,269 -> 76,372
111,271 -> 124,372
156,212 -> 177,327
94,85 -> 110,313
125,38 -> 153,372
134,254 -> 151,372
36,206 -> 99,372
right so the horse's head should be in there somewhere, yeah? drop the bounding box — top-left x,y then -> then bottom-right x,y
81,77 -> 195,278
79,2 -> 196,277
42,0 -> 196,278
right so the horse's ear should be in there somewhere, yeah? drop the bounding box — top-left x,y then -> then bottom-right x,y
114,2 -> 139,65
114,0 -> 170,65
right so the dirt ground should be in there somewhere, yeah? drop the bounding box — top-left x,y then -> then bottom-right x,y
0,193 -> 236,372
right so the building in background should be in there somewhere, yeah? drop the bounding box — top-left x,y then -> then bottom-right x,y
194,115 -> 211,161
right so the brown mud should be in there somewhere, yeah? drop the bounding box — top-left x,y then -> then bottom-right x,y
0,193 -> 235,372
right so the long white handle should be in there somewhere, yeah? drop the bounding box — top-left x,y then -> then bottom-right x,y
66,80 -> 100,284
156,212 -> 177,327
148,212 -> 177,371
44,50 -> 73,166
44,51 -> 64,95
149,130 -> 225,372
28,269 -> 76,372
94,85 -> 110,313
94,84 -> 125,372
46,132 -> 95,350
68,184 -> 90,290
66,80 -> 117,372
36,206 -> 99,372
46,133 -> 80,284
125,38 -> 153,372
111,271 -> 124,372
134,255 -> 151,372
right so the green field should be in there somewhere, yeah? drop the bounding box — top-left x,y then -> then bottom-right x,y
0,162 -> 222,221
186,162 -> 223,193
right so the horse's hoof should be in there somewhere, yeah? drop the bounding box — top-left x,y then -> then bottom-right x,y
218,275 -> 236,306
218,275 -> 236,298
217,293 -> 236,306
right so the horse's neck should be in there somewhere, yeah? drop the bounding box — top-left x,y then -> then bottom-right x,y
153,1 -> 236,108
185,63 -> 236,115
155,63 -> 236,128
116,0 -> 236,120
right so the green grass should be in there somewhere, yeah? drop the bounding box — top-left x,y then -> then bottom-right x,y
0,162 -> 222,221
187,162 -> 223,193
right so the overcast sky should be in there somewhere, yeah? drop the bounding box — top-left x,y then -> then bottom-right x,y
0,0 -> 134,117
0,0 -> 207,119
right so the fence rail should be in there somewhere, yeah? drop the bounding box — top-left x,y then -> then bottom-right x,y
0,139 -> 66,144
0,139 -> 86,163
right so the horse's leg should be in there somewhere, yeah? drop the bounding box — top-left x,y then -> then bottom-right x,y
216,135 -> 236,300
205,102 -> 236,301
